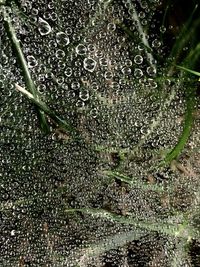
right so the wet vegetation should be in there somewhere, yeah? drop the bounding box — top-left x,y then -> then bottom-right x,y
0,0 -> 200,266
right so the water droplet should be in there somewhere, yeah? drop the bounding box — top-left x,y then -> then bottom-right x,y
55,49 -> 65,59
152,39 -> 161,48
125,59 -> 132,67
38,17 -> 52,36
79,90 -> 89,101
66,27 -> 73,35
122,67 -> 132,75
83,58 -> 97,72
76,100 -> 85,108
134,68 -> 143,78
160,25 -> 166,33
90,108 -> 98,118
99,57 -> 108,67
104,71 -> 113,80
71,81 -> 80,90
147,66 -> 156,76
64,67 -> 72,77
27,55 -> 38,68
88,44 -> 96,53
107,22 -> 116,32
56,32 -> 70,46
147,78 -> 157,88
134,55 -> 143,65
11,230 -> 15,236
76,44 -> 87,55
91,81 -> 99,91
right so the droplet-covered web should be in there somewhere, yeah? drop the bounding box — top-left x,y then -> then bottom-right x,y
0,0 -> 199,266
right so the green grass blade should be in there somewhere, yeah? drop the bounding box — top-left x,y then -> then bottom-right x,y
103,170 -> 167,193
65,208 -> 198,240
15,84 -> 76,133
3,8 -> 50,133
177,65 -> 200,77
162,87 -> 195,165
160,38 -> 200,166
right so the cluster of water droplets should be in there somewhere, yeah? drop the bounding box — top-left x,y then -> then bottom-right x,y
0,0 -> 199,266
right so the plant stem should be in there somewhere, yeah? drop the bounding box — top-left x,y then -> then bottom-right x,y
3,8 -> 50,133
177,65 -> 200,78
103,170 -> 168,193
160,36 -> 200,166
162,88 -> 195,165
120,0 -> 156,69
15,84 -> 76,133
65,208 -> 197,240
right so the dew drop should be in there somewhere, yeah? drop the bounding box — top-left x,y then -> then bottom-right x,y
152,39 -> 161,48
27,55 -> 38,68
83,58 -> 97,73
55,49 -> 65,59
91,81 -> 99,91
71,81 -> 80,90
56,32 -> 70,46
79,90 -> 89,101
99,58 -> 108,67
134,68 -> 143,78
122,67 -> 132,75
64,67 -> 72,77
38,17 -> 52,36
134,55 -> 143,65
104,71 -> 113,80
107,22 -> 116,32
11,230 -> 15,236
147,66 -> 157,76
76,44 -> 87,55
76,100 -> 85,108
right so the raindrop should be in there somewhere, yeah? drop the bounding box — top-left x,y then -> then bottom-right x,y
38,17 -> 52,36
83,58 -> 97,73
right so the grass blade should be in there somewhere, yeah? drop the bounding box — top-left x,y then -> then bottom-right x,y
3,8 -> 50,133
15,84 -> 75,133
